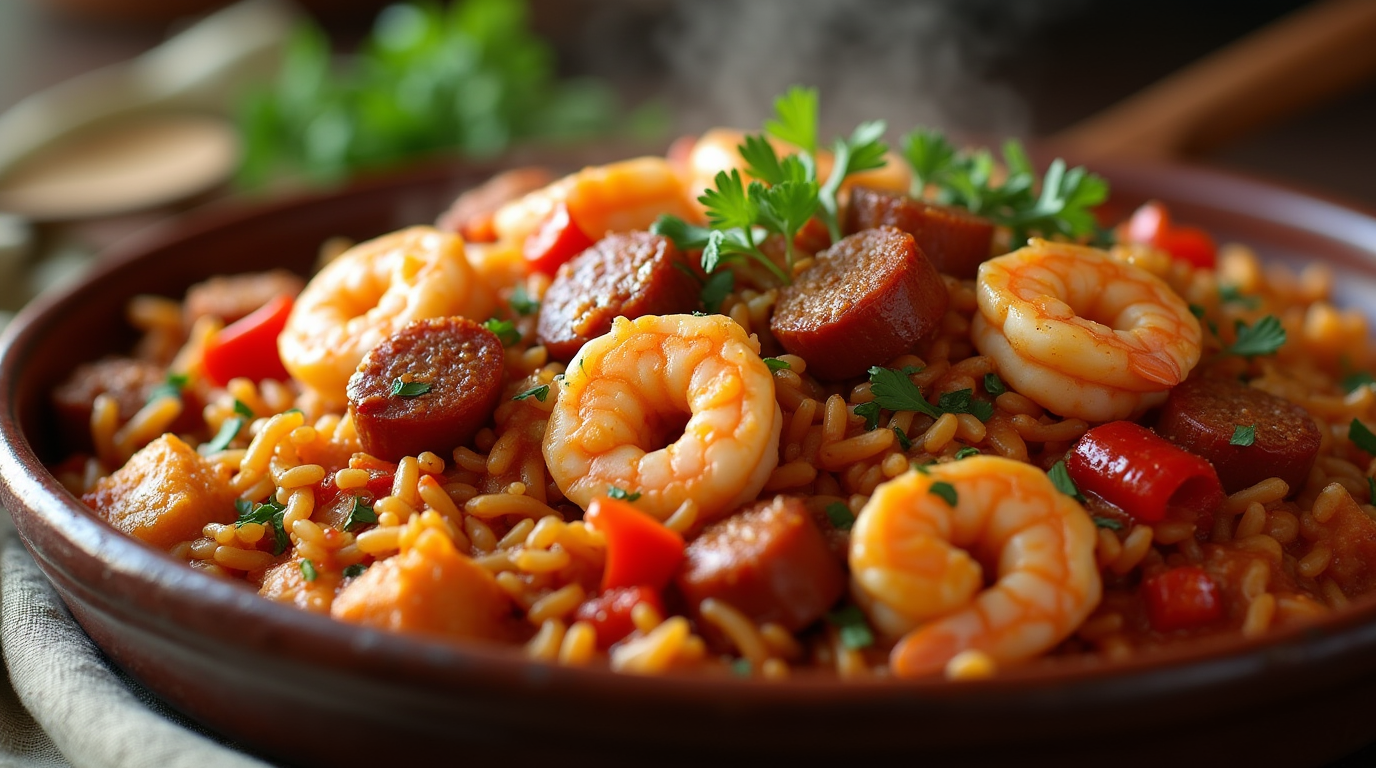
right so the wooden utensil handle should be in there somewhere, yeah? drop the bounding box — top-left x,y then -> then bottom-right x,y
1053,0 -> 1376,160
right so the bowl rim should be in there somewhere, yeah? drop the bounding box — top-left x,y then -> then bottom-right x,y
5,154 -> 1376,711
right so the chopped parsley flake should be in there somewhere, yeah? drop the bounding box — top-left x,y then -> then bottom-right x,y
234,498 -> 289,555
509,285 -> 540,316
825,501 -> 856,531
700,269 -> 734,314
1343,371 -> 1376,394
954,447 -> 981,460
513,384 -> 550,402
343,563 -> 368,579
867,366 -> 991,422
826,605 -> 874,650
763,357 -> 791,372
483,318 -> 522,347
1219,284 -> 1261,309
300,559 -> 318,582
731,658 -> 753,677
1093,516 -> 1124,531
1350,419 -> 1376,456
982,373 -> 1006,397
344,496 -> 377,532
1230,424 -> 1256,447
936,389 -> 994,422
928,481 -> 958,507
203,417 -> 244,454
608,487 -> 641,502
1226,315 -> 1286,358
892,426 -> 912,451
146,373 -> 189,404
390,378 -> 432,397
854,401 -> 882,431
232,399 -> 255,419
1048,460 -> 1084,502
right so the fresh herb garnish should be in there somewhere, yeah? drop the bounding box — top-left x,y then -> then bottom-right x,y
513,384 -> 550,402
929,481 -> 958,507
390,378 -> 432,397
763,357 -> 791,372
867,365 -> 941,420
1093,516 -> 1124,531
146,373 -> 189,404
1343,371 -> 1376,394
1350,419 -> 1376,456
1048,460 -> 1084,502
1226,315 -> 1286,358
203,417 -> 245,453
700,269 -> 734,314
1230,424 -> 1257,447
1368,476 -> 1376,504
892,426 -> 912,451
509,284 -> 540,316
730,658 -> 753,677
825,501 -> 856,531
982,373 -> 1006,397
1219,284 -> 1261,309
854,401 -> 882,431
234,498 -> 289,555
954,447 -> 981,460
344,496 -> 378,532
300,559 -> 318,582
826,605 -> 874,650
483,318 -> 522,347
343,563 -> 368,578
901,130 -> 1107,244
607,487 -> 641,502
936,389 -> 994,422
232,399 -> 255,419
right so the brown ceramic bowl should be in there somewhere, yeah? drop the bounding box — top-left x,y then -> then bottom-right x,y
3,155 -> 1376,767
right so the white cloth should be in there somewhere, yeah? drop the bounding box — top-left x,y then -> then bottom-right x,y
0,512 -> 271,768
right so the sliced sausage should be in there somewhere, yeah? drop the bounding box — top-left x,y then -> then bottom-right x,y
183,270 -> 304,328
845,186 -> 994,279
436,166 -> 555,243
53,357 -> 201,451
770,227 -> 947,381
347,317 -> 505,462
674,495 -> 845,632
536,231 -> 699,362
1156,375 -> 1321,495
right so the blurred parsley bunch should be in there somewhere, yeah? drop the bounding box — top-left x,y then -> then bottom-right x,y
236,0 -> 622,187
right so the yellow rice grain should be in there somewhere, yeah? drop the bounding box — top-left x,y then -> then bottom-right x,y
1235,502 -> 1267,539
278,464 -> 325,489
1265,510 -> 1300,545
761,659 -> 790,680
1112,525 -> 1154,574
210,525 -> 236,545
995,391 -> 1043,417
291,518 -> 325,546
559,621 -> 597,666
1241,559 -> 1270,600
91,394 -> 120,470
526,619 -> 565,661
474,551 -> 515,573
1242,593 -> 1276,638
375,495 -> 416,521
1226,477 -> 1289,514
189,538 -> 218,560
1154,521 -> 1195,546
1321,578 -> 1350,609
1312,482 -> 1350,523
296,540 -> 328,565
335,468 -> 369,490
515,546 -> 571,573
788,399 -> 819,447
822,395 -> 849,444
881,452 -> 909,478
465,493 -> 560,520
377,511 -> 400,528
236,522 -> 265,545
985,416 -> 1029,462
1297,543 -> 1333,579
764,460 -> 818,491
281,487 -> 314,529
610,616 -> 691,674
1096,528 -> 1123,569
238,411 -> 305,484
1236,534 -> 1284,563
954,413 -> 986,443
239,475 -> 275,503
498,519 -> 536,550
526,516 -> 565,550
486,430 -> 521,476
921,413 -> 959,454
945,649 -> 997,681
527,583 -> 585,624
1009,414 -> 1088,443
759,623 -> 804,661
820,428 -> 895,470
631,601 -> 664,634
452,446 -> 488,474
664,500 -> 698,535
289,426 -> 317,446
465,517 -> 497,553
699,598 -> 770,666
392,456 -> 421,508
417,451 -> 445,475
418,476 -> 462,521
212,546 -> 274,572
355,527 -> 400,555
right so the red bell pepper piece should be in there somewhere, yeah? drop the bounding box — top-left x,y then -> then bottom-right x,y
1143,566 -> 1223,632
1121,200 -> 1217,269
201,294 -> 294,386
1066,421 -> 1224,524
523,201 -> 595,276
584,495 -> 685,592
574,586 -> 665,649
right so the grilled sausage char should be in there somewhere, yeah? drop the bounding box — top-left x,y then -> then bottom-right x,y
1156,375 -> 1322,495
674,496 -> 846,632
845,186 -> 995,279
346,317 -> 506,463
770,227 -> 948,381
536,231 -> 699,362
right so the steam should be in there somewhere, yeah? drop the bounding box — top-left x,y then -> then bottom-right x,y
655,0 -> 1089,141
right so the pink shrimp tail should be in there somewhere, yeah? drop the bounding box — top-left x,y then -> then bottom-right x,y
889,626 -> 963,679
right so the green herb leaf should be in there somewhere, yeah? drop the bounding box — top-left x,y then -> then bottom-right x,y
1219,284 -> 1261,309
954,447 -> 981,460
235,499 -> 289,555
390,378 -> 432,397
146,373 -> 189,404
1342,371 -> 1376,394
854,401 -> 882,431
1230,424 -> 1256,447
730,658 -> 753,677
936,389 -> 994,422
825,604 -> 874,650
232,399 -> 255,419
509,284 -> 540,316
764,85 -> 819,156
825,501 -> 856,531
1189,303 -> 1206,319
700,268 -> 734,314
300,559 -> 318,582
1350,419 -> 1376,456
650,214 -> 715,251
929,481 -> 958,507
867,366 -> 940,419
1227,315 -> 1286,358
1048,460 -> 1084,502
607,487 -> 641,502
699,169 -> 759,233
901,128 -> 958,196
763,357 -> 791,372
344,495 -> 377,532
203,417 -> 244,454
982,373 -> 1006,397
483,318 -> 522,347
343,563 -> 368,578
1093,516 -> 1124,531
893,426 -> 912,451
513,384 -> 550,402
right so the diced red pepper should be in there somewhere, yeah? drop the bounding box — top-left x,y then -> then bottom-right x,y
574,586 -> 665,649
583,495 -> 685,592
1121,200 -> 1217,269
201,293 -> 294,385
1067,421 -> 1225,524
523,201 -> 595,276
1143,566 -> 1223,632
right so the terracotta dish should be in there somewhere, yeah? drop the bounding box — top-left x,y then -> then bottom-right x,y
3,156 -> 1376,767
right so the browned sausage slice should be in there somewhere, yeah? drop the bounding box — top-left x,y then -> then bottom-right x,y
1156,376 -> 1321,494
770,227 -> 947,381
183,270 -> 304,328
52,357 -> 201,451
674,495 -> 845,632
347,317 -> 505,462
845,186 -> 994,279
436,167 -> 554,243
536,231 -> 699,362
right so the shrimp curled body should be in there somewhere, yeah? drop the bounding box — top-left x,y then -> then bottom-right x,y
542,313 -> 783,523
850,456 -> 1101,678
279,227 -> 492,404
973,239 -> 1201,422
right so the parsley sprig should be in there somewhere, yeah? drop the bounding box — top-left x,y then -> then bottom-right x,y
1226,315 -> 1286,358
901,130 -> 1107,245
855,366 -> 993,430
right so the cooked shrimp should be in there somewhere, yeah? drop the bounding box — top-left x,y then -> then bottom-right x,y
681,128 -> 911,215
542,313 -> 783,523
972,239 -> 1202,422
279,226 -> 493,404
850,456 -> 1100,678
492,156 -> 702,248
